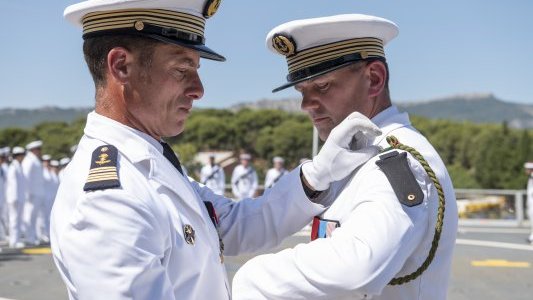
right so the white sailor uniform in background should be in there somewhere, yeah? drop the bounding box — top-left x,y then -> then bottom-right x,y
526,163 -> 533,243
231,165 -> 258,200
201,163 -> 225,195
40,157 -> 58,243
50,112 -> 325,300
0,151 -> 6,241
6,150 -> 26,248
21,143 -> 45,245
264,168 -> 288,189
58,157 -> 71,182
233,106 -> 458,300
0,147 -> 9,236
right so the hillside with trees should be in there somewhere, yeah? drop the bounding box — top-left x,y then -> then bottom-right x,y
0,108 -> 531,190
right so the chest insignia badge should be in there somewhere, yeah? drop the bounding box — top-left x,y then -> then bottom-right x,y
183,224 -> 196,245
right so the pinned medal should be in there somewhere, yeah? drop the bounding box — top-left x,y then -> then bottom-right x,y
203,0 -> 221,18
272,34 -> 296,57
183,224 -> 196,245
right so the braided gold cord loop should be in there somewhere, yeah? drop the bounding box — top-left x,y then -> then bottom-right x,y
384,135 -> 446,285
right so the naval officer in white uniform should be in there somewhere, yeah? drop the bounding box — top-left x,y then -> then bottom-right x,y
233,14 -> 459,300
51,2 -> 382,299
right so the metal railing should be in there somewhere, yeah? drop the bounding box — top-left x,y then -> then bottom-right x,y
222,185 -> 529,227
455,188 -> 528,227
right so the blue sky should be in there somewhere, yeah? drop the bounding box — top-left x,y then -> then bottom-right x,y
1,0 -> 532,109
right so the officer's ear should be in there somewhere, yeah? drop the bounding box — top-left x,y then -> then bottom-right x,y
366,60 -> 387,98
107,47 -> 134,85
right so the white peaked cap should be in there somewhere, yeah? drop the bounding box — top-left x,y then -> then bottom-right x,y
26,140 -> 43,150
266,14 -> 398,92
273,156 -> 284,163
12,147 -> 25,155
60,157 -> 72,166
64,0 -> 225,61
239,153 -> 251,160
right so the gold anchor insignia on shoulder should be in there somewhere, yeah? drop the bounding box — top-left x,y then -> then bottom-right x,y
272,34 -> 296,57
184,224 -> 196,245
203,0 -> 222,18
95,153 -> 111,165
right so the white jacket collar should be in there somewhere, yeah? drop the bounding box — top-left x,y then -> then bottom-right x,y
371,105 -> 412,146
84,111 -> 163,164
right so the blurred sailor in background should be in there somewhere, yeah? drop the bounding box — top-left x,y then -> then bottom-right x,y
201,153 -> 225,195
6,147 -> 26,248
58,157 -> 71,182
264,156 -> 288,189
231,153 -> 258,200
0,147 -> 7,242
22,140 -> 46,245
525,162 -> 533,244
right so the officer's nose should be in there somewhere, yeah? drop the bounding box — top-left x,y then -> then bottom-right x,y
300,92 -> 320,113
186,71 -> 204,100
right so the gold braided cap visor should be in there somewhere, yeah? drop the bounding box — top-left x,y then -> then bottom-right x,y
82,9 -> 206,36
286,37 -> 385,74
272,37 -> 385,92
80,8 -> 225,61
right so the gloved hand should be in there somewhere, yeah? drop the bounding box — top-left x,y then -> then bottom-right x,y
302,112 -> 381,191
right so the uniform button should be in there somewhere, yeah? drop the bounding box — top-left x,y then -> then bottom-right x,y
134,20 -> 144,31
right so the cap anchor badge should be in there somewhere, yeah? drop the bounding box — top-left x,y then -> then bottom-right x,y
203,0 -> 221,18
272,34 -> 296,57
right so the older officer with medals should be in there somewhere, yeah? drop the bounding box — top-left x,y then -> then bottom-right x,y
50,2 -> 382,299
233,14 -> 458,300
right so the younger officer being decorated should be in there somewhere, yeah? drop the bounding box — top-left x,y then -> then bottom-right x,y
50,2 -> 382,300
231,153 -> 258,200
233,14 -> 458,300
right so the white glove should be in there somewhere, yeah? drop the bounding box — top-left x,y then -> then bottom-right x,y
302,112 -> 382,191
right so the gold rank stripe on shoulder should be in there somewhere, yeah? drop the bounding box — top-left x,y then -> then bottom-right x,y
82,9 -> 206,37
86,167 -> 119,183
84,145 -> 121,191
286,37 -> 385,73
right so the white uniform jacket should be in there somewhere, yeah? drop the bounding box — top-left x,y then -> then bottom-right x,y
201,164 -> 225,195
50,112 -> 325,300
231,165 -> 258,199
233,106 -> 458,300
264,168 -> 288,189
43,168 -> 58,201
22,151 -> 45,199
6,160 -> 26,204
0,165 -> 5,205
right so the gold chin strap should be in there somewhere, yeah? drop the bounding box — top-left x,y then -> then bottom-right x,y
382,135 -> 446,285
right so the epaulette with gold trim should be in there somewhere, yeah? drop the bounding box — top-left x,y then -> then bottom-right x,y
83,145 -> 121,191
